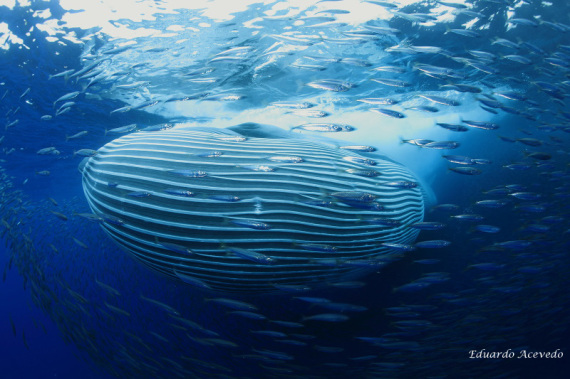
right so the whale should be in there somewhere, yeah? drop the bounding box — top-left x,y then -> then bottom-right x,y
80,124 -> 425,292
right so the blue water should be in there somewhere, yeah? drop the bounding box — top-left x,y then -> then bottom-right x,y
1,0 -> 570,377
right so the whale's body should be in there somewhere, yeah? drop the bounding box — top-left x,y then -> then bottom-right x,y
80,125 -> 424,291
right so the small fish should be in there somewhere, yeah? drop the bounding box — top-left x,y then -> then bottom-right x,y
451,214 -> 484,221
250,330 -> 287,338
476,200 -> 507,208
271,284 -> 311,293
289,109 -> 329,117
381,242 -> 416,251
371,78 -> 410,87
55,107 -> 71,116
271,101 -> 314,109
303,313 -> 349,322
174,270 -> 212,289
209,195 -> 240,202
106,124 -> 137,135
331,191 -> 376,203
291,63 -> 327,71
344,168 -> 380,177
19,88 -> 30,98
414,240 -> 451,248
110,106 -> 132,115
170,170 -> 207,178
298,243 -> 337,253
442,83 -> 482,93
230,219 -> 271,230
509,192 -> 541,200
342,156 -> 377,166
74,212 -> 103,222
104,302 -> 131,317
370,108 -> 406,118
339,145 -> 377,152
503,55 -> 532,65
50,211 -> 68,221
418,95 -> 461,106
195,151 -> 223,158
66,131 -> 89,141
74,149 -> 98,157
524,152 -> 551,160
329,281 -> 366,289
401,138 -> 433,146
462,119 -> 499,130
495,240 -> 532,250
48,68 -> 75,80
508,17 -> 539,27
316,302 -> 367,312
366,218 -> 402,227
475,225 -> 501,233
469,263 -> 506,271
140,294 -> 180,315
238,165 -> 275,172
432,204 -> 460,212
267,156 -> 304,163
229,311 -> 267,320
9,315 -> 16,336
504,163 -> 532,171
442,155 -> 476,165
449,167 -> 482,175
292,123 -> 342,132
445,28 -> 481,38
414,259 -> 441,265
158,241 -> 193,255
228,247 -> 276,264
53,91 -> 80,105
436,123 -> 469,132
406,105 -> 439,113
127,191 -> 151,198
294,296 -> 331,304
306,79 -> 354,92
357,98 -> 398,105
408,222 -> 445,230
139,123 -> 175,132
384,181 -> 417,189
516,138 -> 542,147
164,188 -> 194,197
5,119 -> 19,128
95,279 -> 121,297
393,282 -> 431,292
36,147 -> 58,155
206,298 -> 258,311
100,214 -> 125,226
423,141 -> 460,149
72,237 -> 88,249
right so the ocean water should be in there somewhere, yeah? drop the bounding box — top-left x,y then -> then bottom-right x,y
1,0 -> 569,378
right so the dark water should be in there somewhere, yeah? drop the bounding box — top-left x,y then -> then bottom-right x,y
1,0 -> 570,378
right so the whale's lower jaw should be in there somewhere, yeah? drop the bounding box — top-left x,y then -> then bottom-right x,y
81,128 -> 424,292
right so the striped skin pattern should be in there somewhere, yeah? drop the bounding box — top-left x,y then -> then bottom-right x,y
81,128 -> 424,292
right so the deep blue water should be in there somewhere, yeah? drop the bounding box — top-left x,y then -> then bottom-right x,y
1,0 -> 570,378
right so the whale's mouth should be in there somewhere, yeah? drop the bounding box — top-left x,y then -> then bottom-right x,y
81,126 -> 424,292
